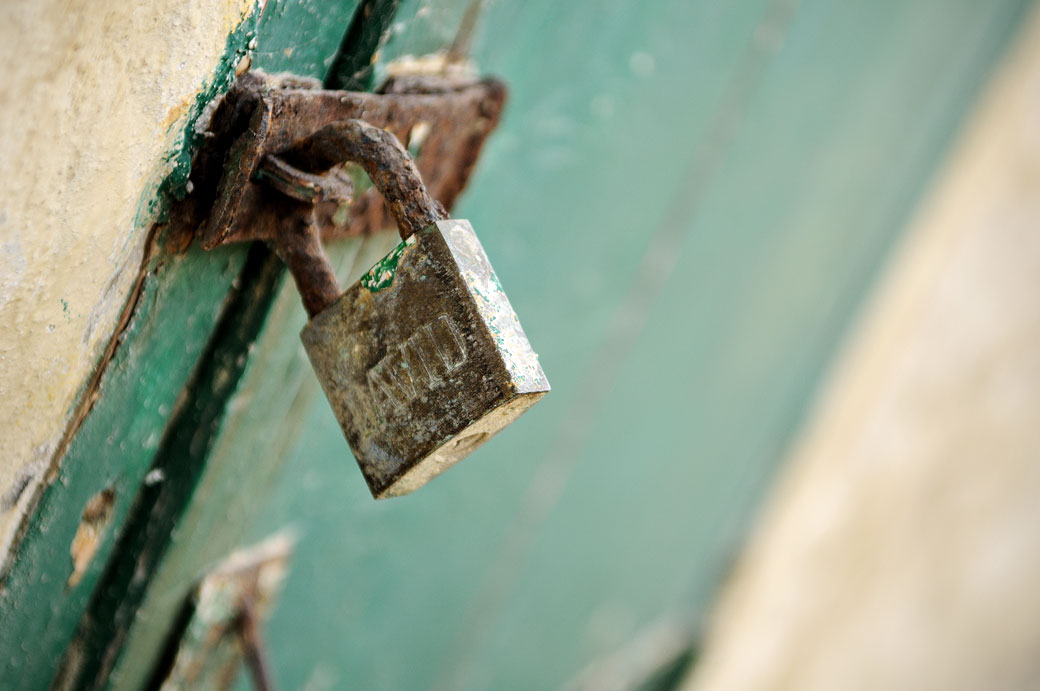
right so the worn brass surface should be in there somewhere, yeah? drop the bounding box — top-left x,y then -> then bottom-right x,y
302,220 -> 549,498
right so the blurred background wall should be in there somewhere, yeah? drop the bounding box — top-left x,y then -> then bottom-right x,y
685,7 -> 1040,690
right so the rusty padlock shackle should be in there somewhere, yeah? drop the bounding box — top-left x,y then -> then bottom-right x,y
286,119 -> 447,239
260,119 -> 447,318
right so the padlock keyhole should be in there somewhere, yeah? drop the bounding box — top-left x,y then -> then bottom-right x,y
451,432 -> 489,455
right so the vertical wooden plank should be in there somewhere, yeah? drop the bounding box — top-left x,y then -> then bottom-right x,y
104,234 -> 398,691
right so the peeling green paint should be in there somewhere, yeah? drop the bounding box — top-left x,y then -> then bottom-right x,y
158,10 -> 262,207
360,234 -> 416,292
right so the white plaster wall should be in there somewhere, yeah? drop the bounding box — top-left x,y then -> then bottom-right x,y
0,0 -> 256,561
685,6 -> 1040,690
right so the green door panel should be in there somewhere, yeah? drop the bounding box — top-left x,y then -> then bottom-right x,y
104,233 -> 399,691
231,0 -> 1028,689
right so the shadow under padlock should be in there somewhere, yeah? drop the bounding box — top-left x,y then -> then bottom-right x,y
189,72 -> 549,498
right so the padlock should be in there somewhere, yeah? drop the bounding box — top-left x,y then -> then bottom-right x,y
280,119 -> 550,498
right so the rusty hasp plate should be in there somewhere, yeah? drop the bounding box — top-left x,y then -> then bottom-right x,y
301,220 -> 550,499
172,70 -> 506,249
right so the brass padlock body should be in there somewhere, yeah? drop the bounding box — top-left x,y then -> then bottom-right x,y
301,219 -> 549,498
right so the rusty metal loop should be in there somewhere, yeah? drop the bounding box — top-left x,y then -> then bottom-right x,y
283,119 -> 446,240
272,204 -> 342,318
255,155 -> 353,204
257,120 -> 447,317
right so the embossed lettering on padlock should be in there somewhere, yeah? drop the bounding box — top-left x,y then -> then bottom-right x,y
302,218 -> 549,497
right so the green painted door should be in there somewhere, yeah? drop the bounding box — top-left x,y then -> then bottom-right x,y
0,0 -> 1031,689
237,2 -> 1030,688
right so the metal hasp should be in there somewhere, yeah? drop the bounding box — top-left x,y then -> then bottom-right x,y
190,71 -> 549,498
171,69 -> 508,251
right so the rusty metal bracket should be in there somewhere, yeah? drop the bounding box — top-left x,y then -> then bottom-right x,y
168,70 -> 506,252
